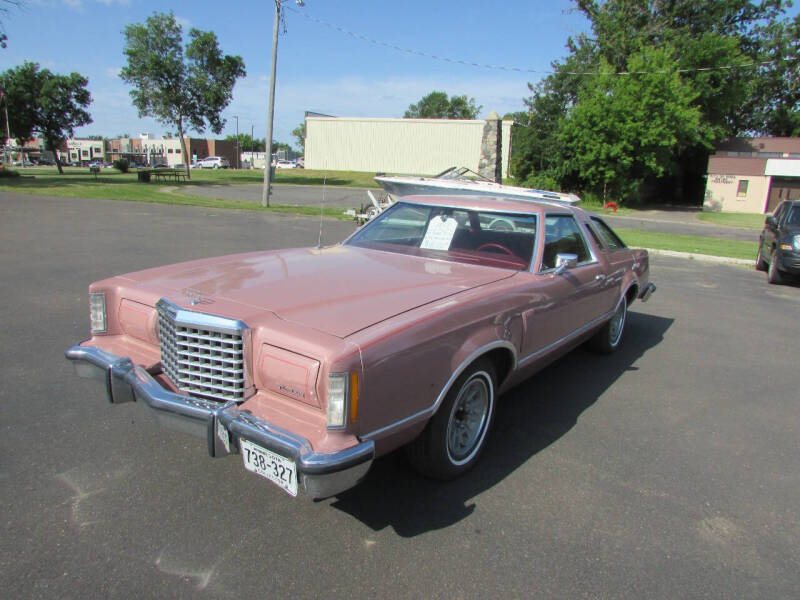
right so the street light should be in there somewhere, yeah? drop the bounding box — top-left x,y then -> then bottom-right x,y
262,0 -> 304,207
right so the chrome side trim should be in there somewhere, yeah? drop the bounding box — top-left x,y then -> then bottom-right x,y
65,344 -> 374,499
518,309 -> 615,367
361,340 -> 517,442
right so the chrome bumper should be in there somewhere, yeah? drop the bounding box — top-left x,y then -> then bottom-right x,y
639,282 -> 656,302
64,345 -> 374,499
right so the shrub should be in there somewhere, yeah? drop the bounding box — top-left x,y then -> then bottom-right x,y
0,167 -> 20,178
113,158 -> 130,173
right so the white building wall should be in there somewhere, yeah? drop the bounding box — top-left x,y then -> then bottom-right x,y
704,174 -> 771,213
306,117 -> 513,176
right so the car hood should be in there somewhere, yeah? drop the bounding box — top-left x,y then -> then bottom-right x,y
120,246 -> 515,337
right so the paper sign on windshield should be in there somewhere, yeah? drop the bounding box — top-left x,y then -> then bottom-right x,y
420,216 -> 458,251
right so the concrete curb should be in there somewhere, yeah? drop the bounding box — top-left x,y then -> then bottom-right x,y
643,247 -> 755,267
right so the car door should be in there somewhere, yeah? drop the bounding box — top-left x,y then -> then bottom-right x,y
518,213 -> 616,363
762,202 -> 786,255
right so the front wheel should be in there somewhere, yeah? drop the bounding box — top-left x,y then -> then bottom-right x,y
588,295 -> 627,354
406,360 -> 496,480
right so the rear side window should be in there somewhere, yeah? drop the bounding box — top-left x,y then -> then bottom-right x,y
591,217 -> 626,251
542,215 -> 591,270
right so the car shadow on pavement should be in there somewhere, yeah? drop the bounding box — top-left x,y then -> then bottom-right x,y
329,311 -> 674,537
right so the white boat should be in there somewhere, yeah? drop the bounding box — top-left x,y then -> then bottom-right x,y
374,167 -> 581,205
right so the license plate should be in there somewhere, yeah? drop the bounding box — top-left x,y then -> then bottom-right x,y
240,439 -> 298,497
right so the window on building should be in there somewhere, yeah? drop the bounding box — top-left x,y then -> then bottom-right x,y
94,147 -> 102,153
175,149 -> 181,154
737,180 -> 749,197
81,149 -> 88,156
167,148 -> 173,153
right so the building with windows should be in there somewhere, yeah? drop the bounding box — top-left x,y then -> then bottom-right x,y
704,137 -> 800,213
304,115 -> 513,176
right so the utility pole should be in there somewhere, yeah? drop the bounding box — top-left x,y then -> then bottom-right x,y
262,1 -> 281,207
262,0 -> 304,207
233,115 -> 239,169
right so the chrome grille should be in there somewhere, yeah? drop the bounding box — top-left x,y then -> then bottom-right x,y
156,298 -> 251,403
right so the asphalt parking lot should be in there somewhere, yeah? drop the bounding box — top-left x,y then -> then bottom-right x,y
1,192 -> 798,599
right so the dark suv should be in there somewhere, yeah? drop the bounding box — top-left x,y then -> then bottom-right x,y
757,200 -> 800,284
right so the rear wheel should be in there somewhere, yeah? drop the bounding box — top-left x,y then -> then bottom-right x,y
406,360 -> 496,480
589,295 -> 627,354
767,250 -> 784,284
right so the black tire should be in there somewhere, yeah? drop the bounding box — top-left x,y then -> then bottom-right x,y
767,250 -> 784,285
755,244 -> 768,272
406,360 -> 496,480
588,295 -> 627,354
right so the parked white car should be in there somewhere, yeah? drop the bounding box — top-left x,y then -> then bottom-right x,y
275,159 -> 296,169
199,156 -> 230,169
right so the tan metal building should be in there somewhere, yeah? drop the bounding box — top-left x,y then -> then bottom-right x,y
304,116 -> 513,176
704,137 -> 800,213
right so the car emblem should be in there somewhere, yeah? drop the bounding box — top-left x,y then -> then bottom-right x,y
183,288 -> 211,306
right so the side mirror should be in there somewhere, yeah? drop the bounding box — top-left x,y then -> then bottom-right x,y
766,216 -> 777,228
554,253 -> 578,275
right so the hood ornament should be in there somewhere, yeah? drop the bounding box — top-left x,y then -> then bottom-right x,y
183,288 -> 212,307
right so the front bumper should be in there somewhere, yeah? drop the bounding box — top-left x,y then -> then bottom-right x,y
776,250 -> 800,275
65,345 -> 374,499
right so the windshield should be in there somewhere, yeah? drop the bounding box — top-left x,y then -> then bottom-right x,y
346,202 -> 537,270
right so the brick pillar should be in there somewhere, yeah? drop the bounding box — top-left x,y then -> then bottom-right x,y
478,110 -> 502,183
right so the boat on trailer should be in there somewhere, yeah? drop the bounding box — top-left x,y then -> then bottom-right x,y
374,166 -> 581,205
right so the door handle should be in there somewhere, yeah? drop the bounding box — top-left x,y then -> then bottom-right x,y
595,274 -> 606,281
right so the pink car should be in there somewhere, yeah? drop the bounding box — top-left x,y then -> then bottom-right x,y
66,195 -> 655,498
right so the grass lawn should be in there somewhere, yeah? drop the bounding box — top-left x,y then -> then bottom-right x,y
695,211 -> 766,230
0,167 -> 355,220
616,228 -> 756,261
1,165 -> 380,188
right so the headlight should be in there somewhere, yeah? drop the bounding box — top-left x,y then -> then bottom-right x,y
89,292 -> 107,334
793,235 -> 800,251
326,372 -> 359,428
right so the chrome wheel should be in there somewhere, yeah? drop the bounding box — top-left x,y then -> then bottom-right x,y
608,298 -> 626,347
406,360 -> 497,479
446,374 -> 491,465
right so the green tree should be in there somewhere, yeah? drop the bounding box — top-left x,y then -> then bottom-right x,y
510,0 -> 794,204
225,133 -> 265,152
291,122 -> 305,153
745,13 -> 800,136
120,11 -> 245,179
0,61 -> 92,174
558,46 -> 706,201
404,91 -> 482,119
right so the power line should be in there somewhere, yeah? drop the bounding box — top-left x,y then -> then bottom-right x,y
285,5 -> 793,76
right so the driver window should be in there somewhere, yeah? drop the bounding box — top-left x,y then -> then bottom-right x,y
542,215 -> 591,270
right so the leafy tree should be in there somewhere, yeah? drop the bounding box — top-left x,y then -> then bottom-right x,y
120,11 -> 245,179
271,141 -> 291,153
745,13 -> 800,136
225,133 -> 265,152
404,91 -> 482,119
558,46 -> 706,201
510,0 -> 795,204
292,122 -> 305,153
0,61 -> 92,174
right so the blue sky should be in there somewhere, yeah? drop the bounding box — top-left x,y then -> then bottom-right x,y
2,1 -> 592,148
